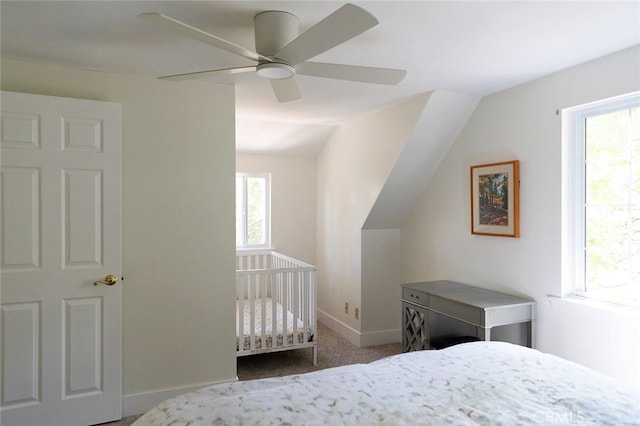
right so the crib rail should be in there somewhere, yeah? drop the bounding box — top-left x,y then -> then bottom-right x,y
236,250 -> 316,271
236,251 -> 317,364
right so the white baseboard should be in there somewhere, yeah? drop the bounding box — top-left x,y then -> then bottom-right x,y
317,309 -> 361,346
122,378 -> 236,417
361,328 -> 402,347
318,309 -> 401,347
124,316 -> 402,417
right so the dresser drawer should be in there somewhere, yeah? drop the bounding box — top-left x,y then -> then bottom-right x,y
402,288 -> 428,306
429,295 -> 481,326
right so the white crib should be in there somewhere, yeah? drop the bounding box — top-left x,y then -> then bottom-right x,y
236,251 -> 317,365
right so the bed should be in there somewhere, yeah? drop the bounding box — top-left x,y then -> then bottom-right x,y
236,251 -> 317,364
134,341 -> 639,425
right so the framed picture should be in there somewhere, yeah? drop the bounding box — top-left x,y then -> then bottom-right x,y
470,160 -> 520,237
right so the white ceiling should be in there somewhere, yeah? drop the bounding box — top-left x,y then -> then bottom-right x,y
2,1 -> 639,156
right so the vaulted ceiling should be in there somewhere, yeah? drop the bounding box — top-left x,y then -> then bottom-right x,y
2,1 -> 639,155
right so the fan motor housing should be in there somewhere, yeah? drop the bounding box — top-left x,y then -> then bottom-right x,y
254,10 -> 299,56
256,62 -> 295,79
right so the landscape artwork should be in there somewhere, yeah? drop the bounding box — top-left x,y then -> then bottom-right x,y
478,172 -> 509,225
470,160 -> 520,237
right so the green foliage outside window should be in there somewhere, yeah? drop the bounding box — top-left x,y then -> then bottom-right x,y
236,173 -> 270,248
584,106 -> 639,306
246,177 -> 266,245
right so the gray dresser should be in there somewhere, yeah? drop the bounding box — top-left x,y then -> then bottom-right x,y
402,281 -> 536,352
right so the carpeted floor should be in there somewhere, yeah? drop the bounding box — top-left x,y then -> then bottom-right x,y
104,322 -> 401,425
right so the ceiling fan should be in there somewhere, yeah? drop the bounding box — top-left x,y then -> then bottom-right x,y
138,3 -> 406,102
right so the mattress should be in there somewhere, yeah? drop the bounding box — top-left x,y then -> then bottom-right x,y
135,341 -> 640,425
236,297 -> 313,351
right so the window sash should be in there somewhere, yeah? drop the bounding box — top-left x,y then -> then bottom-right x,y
236,173 -> 270,249
564,92 -> 640,307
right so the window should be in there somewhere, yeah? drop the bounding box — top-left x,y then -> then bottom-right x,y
236,173 -> 270,248
563,92 -> 640,308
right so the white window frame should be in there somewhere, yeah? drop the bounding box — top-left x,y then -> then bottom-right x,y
562,91 -> 640,307
236,172 -> 271,249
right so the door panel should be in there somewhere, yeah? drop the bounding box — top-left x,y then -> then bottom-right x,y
1,302 -> 40,408
63,297 -> 102,398
1,167 -> 40,271
63,169 -> 103,268
1,91 -> 122,425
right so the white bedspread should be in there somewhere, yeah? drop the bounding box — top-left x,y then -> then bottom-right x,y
135,342 -> 640,425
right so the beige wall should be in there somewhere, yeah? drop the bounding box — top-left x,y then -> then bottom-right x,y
236,154 -> 317,265
1,59 -> 237,412
401,46 -> 640,387
316,94 -> 428,340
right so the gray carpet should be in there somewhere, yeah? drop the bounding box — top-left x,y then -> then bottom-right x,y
237,321 -> 401,380
104,322 -> 401,425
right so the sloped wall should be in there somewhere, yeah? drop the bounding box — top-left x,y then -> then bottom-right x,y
364,91 -> 480,229
360,92 -> 479,344
316,94 -> 430,340
317,91 -> 479,344
401,46 -> 640,387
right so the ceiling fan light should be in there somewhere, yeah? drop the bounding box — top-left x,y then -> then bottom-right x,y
256,62 -> 295,80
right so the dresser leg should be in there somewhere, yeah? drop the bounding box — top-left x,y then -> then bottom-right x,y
478,327 -> 491,341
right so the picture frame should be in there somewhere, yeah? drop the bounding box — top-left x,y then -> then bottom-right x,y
470,160 -> 520,237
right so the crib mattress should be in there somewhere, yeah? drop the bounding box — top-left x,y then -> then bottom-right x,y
236,298 -> 313,351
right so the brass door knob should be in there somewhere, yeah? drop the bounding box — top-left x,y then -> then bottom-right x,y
93,274 -> 119,286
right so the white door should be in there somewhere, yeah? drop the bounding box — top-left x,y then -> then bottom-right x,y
1,91 -> 122,425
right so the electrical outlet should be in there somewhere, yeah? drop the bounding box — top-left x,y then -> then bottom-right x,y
344,302 -> 349,314
355,308 -> 359,320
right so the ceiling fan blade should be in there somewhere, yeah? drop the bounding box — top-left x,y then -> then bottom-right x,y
270,78 -> 302,103
138,13 -> 270,63
158,66 -> 256,81
275,4 -> 378,66
297,62 -> 406,85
